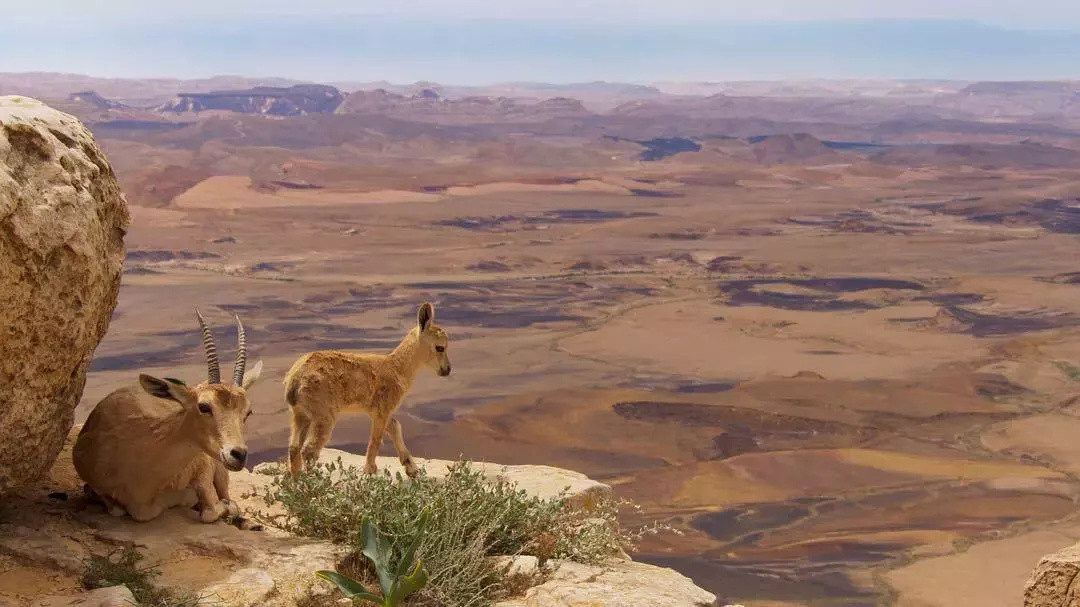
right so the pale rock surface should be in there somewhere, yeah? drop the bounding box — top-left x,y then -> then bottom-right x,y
0,507 -> 345,607
247,447 -> 612,507
198,568 -> 275,607
34,586 -> 135,607
0,95 -> 129,493
494,559 -> 717,607
1025,541 -> 1080,606
490,555 -> 542,578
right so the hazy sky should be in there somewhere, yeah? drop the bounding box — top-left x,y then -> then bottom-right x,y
2,1 -> 1080,83
11,0 -> 1080,27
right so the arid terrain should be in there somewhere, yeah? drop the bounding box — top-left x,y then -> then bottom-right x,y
7,73 -> 1080,606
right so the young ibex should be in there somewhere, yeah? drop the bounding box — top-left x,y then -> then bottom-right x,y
283,302 -> 451,477
73,309 -> 263,523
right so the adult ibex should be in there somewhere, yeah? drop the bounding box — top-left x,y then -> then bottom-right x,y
283,302 -> 451,477
73,309 -> 263,523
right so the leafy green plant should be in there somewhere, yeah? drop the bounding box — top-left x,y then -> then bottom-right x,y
317,512 -> 430,606
81,546 -> 202,607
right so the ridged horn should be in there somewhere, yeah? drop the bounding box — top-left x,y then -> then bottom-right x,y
233,314 -> 247,386
194,308 -> 221,384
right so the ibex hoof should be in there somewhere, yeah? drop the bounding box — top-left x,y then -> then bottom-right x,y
200,502 -> 228,523
363,462 -> 378,475
108,505 -> 126,517
222,499 -> 240,518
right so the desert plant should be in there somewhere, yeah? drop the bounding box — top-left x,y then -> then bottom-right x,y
317,512 -> 429,606
260,458 -> 635,606
1055,360 -> 1080,381
81,546 -> 202,607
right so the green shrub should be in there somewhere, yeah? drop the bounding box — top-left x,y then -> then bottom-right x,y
260,459 -> 634,606
1055,360 -> 1080,381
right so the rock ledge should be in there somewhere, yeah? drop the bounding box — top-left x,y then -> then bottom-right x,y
0,442 -> 716,607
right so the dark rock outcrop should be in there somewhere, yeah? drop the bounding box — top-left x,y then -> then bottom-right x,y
159,84 -> 344,115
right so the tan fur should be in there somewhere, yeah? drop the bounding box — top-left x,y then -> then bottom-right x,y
74,359 -> 263,524
283,302 -> 451,477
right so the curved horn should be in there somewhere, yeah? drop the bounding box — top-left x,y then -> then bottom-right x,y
194,308 -> 221,384
233,314 -> 247,386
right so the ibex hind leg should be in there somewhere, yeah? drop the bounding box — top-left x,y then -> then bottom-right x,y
288,407 -> 312,477
83,485 -> 131,517
96,492 -> 127,518
125,488 -> 195,522
364,414 -> 390,476
83,483 -> 101,503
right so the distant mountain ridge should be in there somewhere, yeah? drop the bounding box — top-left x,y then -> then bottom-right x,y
159,84 -> 344,116
9,74 -> 1080,148
335,88 -> 590,120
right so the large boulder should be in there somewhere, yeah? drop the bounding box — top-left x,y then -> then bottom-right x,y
1025,542 -> 1080,606
0,96 -> 129,493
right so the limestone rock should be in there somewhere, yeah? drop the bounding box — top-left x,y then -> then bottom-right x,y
198,568 -> 275,607
1025,542 -> 1080,606
80,509 -> 346,606
0,525 -> 89,573
490,555 -> 541,578
34,585 -> 136,607
0,96 -> 129,493
250,448 -> 611,506
494,559 -> 718,607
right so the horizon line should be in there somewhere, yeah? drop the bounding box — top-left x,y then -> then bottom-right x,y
7,71 -> 1080,90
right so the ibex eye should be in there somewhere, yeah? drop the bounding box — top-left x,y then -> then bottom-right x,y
435,346 -> 445,353
198,403 -> 213,415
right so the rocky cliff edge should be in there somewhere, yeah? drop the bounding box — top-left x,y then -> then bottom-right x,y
0,438 -> 717,607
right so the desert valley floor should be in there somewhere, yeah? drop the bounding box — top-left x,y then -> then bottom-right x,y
67,162 -> 1080,607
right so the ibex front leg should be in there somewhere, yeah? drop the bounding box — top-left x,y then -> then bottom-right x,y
386,416 -> 419,478
192,457 -> 235,523
300,414 -> 335,473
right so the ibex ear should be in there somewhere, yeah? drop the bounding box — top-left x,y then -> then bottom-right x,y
418,302 -> 434,331
139,374 -> 193,406
241,359 -> 263,390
